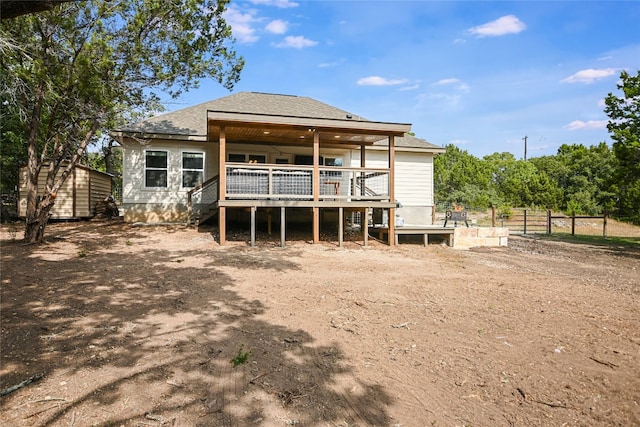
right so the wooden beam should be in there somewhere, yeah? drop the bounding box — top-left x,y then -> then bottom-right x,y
363,208 -> 369,246
338,207 -> 344,247
388,135 -> 395,246
313,131 -> 320,244
218,126 -> 227,245
219,207 -> 226,245
250,206 -> 256,247
280,207 -> 286,247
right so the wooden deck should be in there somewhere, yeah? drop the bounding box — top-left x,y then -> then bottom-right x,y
372,225 -> 455,246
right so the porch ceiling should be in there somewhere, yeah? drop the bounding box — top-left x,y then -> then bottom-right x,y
207,110 -> 411,146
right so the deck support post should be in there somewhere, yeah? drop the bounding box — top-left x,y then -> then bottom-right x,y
218,126 -> 227,245
313,208 -> 320,244
250,206 -> 256,247
312,130 -> 320,244
338,207 -> 344,247
267,208 -> 272,235
363,208 -> 369,246
219,207 -> 226,245
388,135 -> 396,246
280,207 -> 286,247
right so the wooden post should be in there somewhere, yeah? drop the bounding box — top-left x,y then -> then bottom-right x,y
523,209 -> 527,234
218,126 -> 226,245
250,206 -> 256,247
338,207 -> 344,247
312,130 -> 320,244
603,210 -> 608,238
363,208 -> 369,246
280,207 -> 286,247
571,211 -> 576,236
547,209 -> 552,234
267,208 -> 272,235
388,135 -> 395,246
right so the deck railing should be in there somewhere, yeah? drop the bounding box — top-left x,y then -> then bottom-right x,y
225,163 -> 390,201
187,175 -> 218,223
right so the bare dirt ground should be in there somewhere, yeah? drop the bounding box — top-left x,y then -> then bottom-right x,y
1,221 -> 639,427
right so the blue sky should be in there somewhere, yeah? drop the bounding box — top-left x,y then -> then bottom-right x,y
170,0 -> 640,159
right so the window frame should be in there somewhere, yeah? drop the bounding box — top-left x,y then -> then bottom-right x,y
181,151 -> 205,189
144,149 -> 169,188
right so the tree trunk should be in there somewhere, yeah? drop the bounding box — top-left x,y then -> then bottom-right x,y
24,195 -> 56,243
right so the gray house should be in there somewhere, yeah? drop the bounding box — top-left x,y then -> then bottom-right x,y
111,92 -> 444,245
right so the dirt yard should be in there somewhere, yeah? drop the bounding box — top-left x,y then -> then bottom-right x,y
1,221 -> 638,427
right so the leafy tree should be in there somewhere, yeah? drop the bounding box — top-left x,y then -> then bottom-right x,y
434,144 -> 494,207
531,143 -> 616,214
604,70 -> 640,224
0,0 -> 244,242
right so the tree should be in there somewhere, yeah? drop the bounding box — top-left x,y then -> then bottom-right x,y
0,0 -> 244,242
531,143 -> 616,214
604,70 -> 640,224
434,144 -> 494,207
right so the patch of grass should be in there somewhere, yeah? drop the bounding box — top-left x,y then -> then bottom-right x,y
78,249 -> 87,258
545,233 -> 640,248
125,240 -> 133,246
230,345 -> 251,367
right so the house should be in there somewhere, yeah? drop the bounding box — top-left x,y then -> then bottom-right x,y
18,163 -> 113,220
111,92 -> 445,245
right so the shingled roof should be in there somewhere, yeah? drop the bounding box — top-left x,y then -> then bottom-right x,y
115,92 -> 442,151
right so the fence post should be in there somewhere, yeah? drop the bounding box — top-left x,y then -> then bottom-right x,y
603,210 -> 608,238
491,205 -> 496,227
547,210 -> 551,234
571,211 -> 576,236
523,209 -> 527,234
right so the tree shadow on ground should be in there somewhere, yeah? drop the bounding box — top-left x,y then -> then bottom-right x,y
0,222 -> 392,426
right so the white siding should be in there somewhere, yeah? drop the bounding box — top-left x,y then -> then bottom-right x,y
349,148 -> 435,225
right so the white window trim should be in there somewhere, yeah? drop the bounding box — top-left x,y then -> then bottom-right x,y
181,150 -> 205,189
144,149 -> 169,189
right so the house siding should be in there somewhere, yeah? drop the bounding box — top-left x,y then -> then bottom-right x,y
122,140 -> 355,222
349,150 -> 435,225
122,139 -> 218,222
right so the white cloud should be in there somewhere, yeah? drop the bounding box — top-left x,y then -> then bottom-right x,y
265,19 -> 288,34
433,78 -> 470,93
357,76 -> 409,86
561,68 -> 617,84
435,78 -> 461,86
399,84 -> 420,91
249,0 -> 299,8
467,15 -> 526,38
223,6 -> 259,43
275,35 -> 318,48
564,120 -> 608,130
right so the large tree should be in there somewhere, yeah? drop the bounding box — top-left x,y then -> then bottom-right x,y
604,70 -> 640,224
0,0 -> 244,242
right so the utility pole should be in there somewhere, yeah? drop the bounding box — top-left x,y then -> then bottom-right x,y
522,135 -> 528,161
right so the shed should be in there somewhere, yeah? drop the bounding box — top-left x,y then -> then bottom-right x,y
18,164 -> 113,219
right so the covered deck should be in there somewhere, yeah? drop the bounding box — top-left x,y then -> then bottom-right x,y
201,108 -> 411,245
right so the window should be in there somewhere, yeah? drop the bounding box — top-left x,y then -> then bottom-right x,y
182,152 -> 204,188
228,153 -> 266,163
145,150 -> 168,187
324,157 -> 343,167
